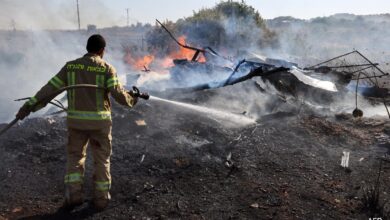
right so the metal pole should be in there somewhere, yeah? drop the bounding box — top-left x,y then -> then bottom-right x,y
77,0 -> 81,30
355,50 -> 389,80
126,8 -> 129,27
141,36 -> 145,51
318,63 -> 379,69
0,118 -> 19,137
307,51 -> 357,69
10,19 -> 16,31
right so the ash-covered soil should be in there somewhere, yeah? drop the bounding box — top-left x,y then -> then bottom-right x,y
0,87 -> 390,220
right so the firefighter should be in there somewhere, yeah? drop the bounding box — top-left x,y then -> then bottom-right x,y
16,34 -> 138,211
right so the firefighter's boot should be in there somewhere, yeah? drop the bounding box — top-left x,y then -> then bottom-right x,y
63,183 -> 84,209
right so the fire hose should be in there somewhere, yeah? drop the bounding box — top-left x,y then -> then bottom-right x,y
0,84 -> 149,137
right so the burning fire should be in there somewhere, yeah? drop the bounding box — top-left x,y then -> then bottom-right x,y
124,35 -> 206,71
167,36 -> 206,64
124,53 -> 155,70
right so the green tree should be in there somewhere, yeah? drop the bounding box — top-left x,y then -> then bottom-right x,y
146,1 -> 277,56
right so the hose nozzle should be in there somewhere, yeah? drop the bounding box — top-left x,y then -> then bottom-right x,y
130,86 -> 150,100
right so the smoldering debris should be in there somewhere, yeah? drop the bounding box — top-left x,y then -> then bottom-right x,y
126,19 -> 390,120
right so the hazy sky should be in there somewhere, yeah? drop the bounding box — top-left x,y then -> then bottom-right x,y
1,0 -> 390,30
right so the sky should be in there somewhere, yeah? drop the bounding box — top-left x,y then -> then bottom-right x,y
0,0 -> 390,30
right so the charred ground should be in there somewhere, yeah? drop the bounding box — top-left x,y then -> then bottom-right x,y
0,86 -> 390,220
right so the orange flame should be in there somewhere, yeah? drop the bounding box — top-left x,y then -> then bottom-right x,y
162,36 -> 206,67
125,53 -> 155,70
171,36 -> 196,60
124,35 -> 206,70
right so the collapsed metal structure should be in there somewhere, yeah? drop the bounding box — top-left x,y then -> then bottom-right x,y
306,50 -> 390,117
151,20 -> 390,118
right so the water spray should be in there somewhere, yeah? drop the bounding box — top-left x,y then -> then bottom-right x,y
149,96 -> 256,126
129,86 -> 254,126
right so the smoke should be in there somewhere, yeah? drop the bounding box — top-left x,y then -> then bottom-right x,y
135,11 -> 390,122
252,14 -> 390,120
0,30 -> 132,122
266,15 -> 390,69
331,92 -> 389,118
0,0 -> 134,122
2,1 -> 390,123
0,31 -> 75,121
150,95 -> 256,127
0,0 -> 120,30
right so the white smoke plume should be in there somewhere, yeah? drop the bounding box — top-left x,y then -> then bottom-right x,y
1,0 -> 390,123
0,0 -> 120,30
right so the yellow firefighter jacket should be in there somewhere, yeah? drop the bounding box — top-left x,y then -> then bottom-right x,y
25,53 -> 136,130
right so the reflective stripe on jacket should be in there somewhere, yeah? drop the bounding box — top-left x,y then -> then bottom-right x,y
25,53 -> 136,130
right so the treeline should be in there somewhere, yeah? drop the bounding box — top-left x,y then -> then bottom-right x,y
145,1 -> 277,57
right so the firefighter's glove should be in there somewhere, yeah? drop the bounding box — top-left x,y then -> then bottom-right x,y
16,105 -> 32,120
132,95 -> 139,106
128,90 -> 139,105
128,90 -> 135,97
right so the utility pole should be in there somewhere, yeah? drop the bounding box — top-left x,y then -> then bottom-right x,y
141,35 -> 145,51
76,0 -> 81,30
10,19 -> 16,31
126,8 -> 129,27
